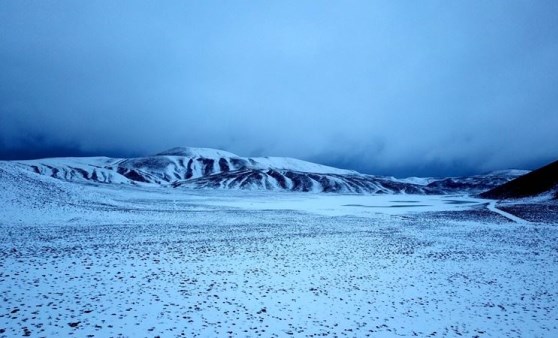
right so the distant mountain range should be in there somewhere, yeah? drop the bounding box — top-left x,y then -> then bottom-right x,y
0,147 -> 530,195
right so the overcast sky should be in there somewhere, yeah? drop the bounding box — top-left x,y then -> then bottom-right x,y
1,1 -> 557,176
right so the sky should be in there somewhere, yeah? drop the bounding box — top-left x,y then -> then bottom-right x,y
1,1 -> 557,177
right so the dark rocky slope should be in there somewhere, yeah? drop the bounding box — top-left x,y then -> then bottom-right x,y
480,160 -> 558,199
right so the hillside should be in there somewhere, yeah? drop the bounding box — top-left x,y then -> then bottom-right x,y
480,160 -> 558,199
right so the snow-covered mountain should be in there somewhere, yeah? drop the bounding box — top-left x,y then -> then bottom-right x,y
1,147 -> 528,194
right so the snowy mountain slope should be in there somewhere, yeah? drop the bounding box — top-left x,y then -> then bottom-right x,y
1,147 -> 527,194
0,161 -> 75,222
172,169 -> 431,194
17,157 -> 135,184
480,160 -> 558,200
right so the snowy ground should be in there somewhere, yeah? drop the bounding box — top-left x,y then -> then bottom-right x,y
1,171 -> 557,337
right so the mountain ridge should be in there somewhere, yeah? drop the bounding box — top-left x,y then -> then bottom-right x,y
1,147 -> 528,195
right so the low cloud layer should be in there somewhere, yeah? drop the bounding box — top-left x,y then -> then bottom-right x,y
1,1 -> 557,176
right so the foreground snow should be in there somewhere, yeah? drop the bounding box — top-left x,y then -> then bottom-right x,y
0,175 -> 557,337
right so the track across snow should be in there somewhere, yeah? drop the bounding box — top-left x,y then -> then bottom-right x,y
486,200 -> 530,224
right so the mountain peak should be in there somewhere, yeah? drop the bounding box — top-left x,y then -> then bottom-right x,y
156,147 -> 239,158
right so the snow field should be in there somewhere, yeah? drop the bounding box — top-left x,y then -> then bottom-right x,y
1,182 -> 557,337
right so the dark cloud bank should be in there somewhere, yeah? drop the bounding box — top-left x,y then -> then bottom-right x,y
1,1 -> 557,177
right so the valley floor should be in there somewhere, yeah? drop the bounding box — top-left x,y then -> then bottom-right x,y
1,180 -> 557,337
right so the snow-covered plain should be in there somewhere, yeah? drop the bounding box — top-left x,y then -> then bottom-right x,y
1,166 -> 557,337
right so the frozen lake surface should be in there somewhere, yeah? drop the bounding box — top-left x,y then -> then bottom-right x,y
1,179 -> 557,337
